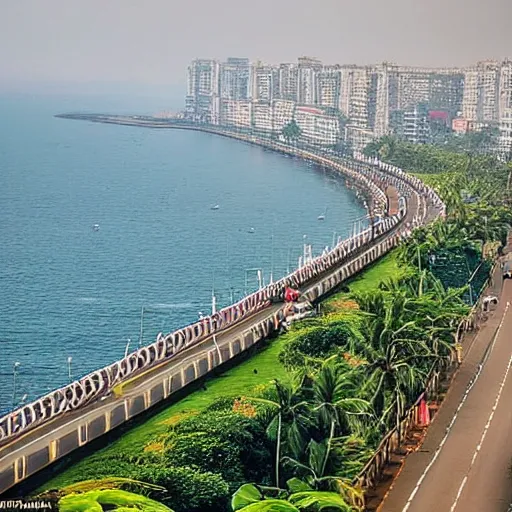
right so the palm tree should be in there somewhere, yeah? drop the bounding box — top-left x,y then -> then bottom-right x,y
351,292 -> 433,435
282,439 -> 365,509
249,379 -> 312,486
308,358 -> 373,475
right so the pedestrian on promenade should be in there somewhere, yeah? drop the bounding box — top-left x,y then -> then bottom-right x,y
284,284 -> 300,317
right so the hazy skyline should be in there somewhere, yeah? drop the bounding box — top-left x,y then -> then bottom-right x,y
2,0 -> 511,88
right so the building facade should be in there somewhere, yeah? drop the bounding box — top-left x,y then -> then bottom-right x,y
185,59 -> 220,123
220,57 -> 251,100
297,57 -> 322,105
185,56 -> 512,155
316,66 -> 342,110
294,106 -> 340,146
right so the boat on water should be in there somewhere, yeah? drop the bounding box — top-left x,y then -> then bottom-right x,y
248,227 -> 255,233
318,207 -> 327,221
211,205 -> 220,210
92,224 -> 100,231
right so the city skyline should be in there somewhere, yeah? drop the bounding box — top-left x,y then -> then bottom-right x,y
1,0 -> 511,89
185,56 -> 512,154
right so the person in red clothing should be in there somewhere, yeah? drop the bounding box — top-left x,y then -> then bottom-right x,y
284,286 -> 300,303
283,284 -> 301,317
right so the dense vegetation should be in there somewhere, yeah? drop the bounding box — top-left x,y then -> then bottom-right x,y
40,138 -> 510,512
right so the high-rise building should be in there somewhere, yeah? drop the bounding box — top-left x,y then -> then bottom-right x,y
277,63 -> 298,102
316,66 -> 342,110
340,65 -> 376,130
390,103 -> 430,144
498,60 -> 512,156
251,62 -> 277,103
220,57 -> 251,100
185,59 -> 220,123
462,61 -> 501,123
297,57 -> 322,105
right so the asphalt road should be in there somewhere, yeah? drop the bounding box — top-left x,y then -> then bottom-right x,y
382,277 -> 512,512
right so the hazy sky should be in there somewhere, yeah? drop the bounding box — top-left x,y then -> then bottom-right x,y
1,0 -> 511,87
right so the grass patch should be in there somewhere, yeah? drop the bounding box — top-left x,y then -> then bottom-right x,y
41,337 -> 289,490
41,250 -> 406,491
323,250 -> 405,313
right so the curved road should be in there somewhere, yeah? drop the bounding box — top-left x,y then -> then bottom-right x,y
382,272 -> 512,512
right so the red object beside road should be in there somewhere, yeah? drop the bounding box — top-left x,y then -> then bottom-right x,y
285,287 -> 300,303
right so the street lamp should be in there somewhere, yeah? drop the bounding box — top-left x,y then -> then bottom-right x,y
124,339 -> 131,358
210,291 -> 222,363
12,362 -> 20,408
244,268 -> 263,295
67,356 -> 73,383
270,231 -> 275,284
139,306 -> 145,347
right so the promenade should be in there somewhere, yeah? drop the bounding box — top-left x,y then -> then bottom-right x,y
381,261 -> 512,512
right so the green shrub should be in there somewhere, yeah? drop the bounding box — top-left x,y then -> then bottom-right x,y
278,323 -> 356,371
133,466 -> 230,512
170,411 -> 272,487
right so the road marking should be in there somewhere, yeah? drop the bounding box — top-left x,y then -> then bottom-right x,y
450,349 -> 512,511
402,301 -> 510,512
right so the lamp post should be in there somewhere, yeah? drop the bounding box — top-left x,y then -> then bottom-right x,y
67,356 -> 73,383
210,290 -> 222,363
244,268 -> 263,295
139,306 -> 145,347
124,339 -> 131,359
270,231 -> 274,284
12,362 -> 20,408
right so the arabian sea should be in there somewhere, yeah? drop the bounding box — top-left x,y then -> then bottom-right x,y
0,92 -> 365,411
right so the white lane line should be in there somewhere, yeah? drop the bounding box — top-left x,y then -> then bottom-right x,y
402,301 -> 510,512
450,350 -> 512,511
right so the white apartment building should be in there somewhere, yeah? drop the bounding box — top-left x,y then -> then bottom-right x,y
220,57 -> 251,100
252,102 -> 274,133
345,126 -> 374,153
272,100 -> 295,132
185,59 -> 220,123
297,57 -> 322,105
251,62 -> 274,103
219,99 -> 252,128
316,66 -> 342,110
498,60 -> 512,156
340,66 -> 375,130
278,63 -> 298,102
294,106 -> 340,146
462,60 -> 501,123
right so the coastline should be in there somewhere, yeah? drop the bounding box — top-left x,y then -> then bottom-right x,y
0,114 -> 441,497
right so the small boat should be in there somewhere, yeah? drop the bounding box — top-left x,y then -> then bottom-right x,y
211,205 -> 220,210
248,227 -> 255,233
92,224 -> 100,231
318,208 -> 327,221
